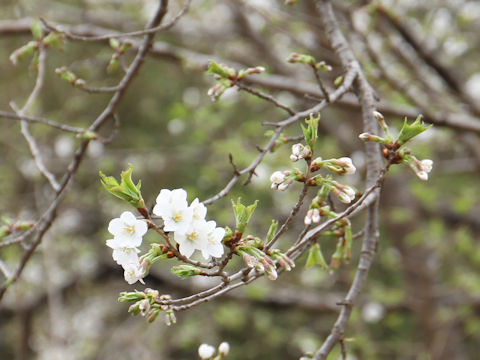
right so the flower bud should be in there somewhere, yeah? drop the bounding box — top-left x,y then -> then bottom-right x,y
218,342 -> 230,356
198,344 -> 216,359
304,209 -> 313,225
312,208 -> 321,223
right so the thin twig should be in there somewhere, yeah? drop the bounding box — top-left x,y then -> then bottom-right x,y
13,46 -> 61,192
0,110 -> 88,134
40,0 -> 191,42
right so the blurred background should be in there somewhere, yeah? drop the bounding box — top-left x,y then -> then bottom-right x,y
1,0 -> 480,359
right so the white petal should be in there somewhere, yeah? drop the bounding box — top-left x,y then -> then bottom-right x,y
179,241 -> 195,258
108,218 -> 124,236
134,219 -> 148,237
120,211 -> 137,224
112,248 -> 140,266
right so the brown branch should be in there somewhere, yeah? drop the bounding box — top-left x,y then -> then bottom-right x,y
311,1 -> 383,358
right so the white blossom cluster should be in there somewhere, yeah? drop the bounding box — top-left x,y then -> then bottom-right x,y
106,211 -> 148,285
106,189 -> 225,285
153,189 -> 225,260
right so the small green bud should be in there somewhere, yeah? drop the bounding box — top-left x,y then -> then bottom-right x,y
265,220 -> 278,244
109,38 -> 120,50
118,290 -> 146,302
207,60 -> 236,79
55,67 -> 77,84
334,76 -> 344,87
171,265 -> 203,279
30,20 -> 44,39
9,41 -> 39,65
43,32 -> 65,49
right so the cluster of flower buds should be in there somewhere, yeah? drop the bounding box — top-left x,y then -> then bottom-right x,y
290,143 -> 312,162
107,38 -> 132,73
304,208 -> 321,225
359,111 -> 434,181
198,342 -> 230,360
119,289 -> 177,325
206,61 -> 265,100
270,170 -> 293,191
55,67 -> 86,88
236,238 -> 278,280
9,21 -> 65,65
287,52 -> 332,71
0,218 -> 34,240
331,181 -> 356,204
403,155 -> 433,181
268,249 -> 296,272
311,156 -> 357,175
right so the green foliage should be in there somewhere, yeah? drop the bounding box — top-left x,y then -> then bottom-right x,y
397,115 -> 432,146
231,198 -> 258,234
99,165 -> 145,209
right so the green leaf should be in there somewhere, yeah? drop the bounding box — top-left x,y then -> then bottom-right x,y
397,115 -> 432,146
231,198 -> 258,234
265,220 -> 278,243
99,165 -> 144,208
302,113 -> 320,148
305,243 -> 329,269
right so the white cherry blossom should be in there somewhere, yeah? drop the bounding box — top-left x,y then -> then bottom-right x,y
123,262 -> 145,285
200,220 -> 225,260
153,188 -> 193,233
190,198 -> 207,223
107,211 -> 147,247
174,219 -> 210,258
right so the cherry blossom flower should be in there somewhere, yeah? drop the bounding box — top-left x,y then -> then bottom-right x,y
190,198 -> 207,223
153,188 -> 193,233
200,220 -> 225,260
106,242 -> 140,266
107,211 -> 147,247
123,262 -> 145,285
174,220 -> 210,258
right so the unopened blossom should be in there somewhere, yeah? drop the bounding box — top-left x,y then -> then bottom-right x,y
198,344 -> 216,359
153,189 -> 193,233
332,183 -> 356,204
290,143 -> 311,162
123,262 -> 145,285
335,157 -> 356,175
108,211 -> 147,247
412,158 -> 433,181
304,208 -> 320,225
218,342 -> 230,356
200,220 -> 225,260
270,170 -> 292,191
304,209 -> 313,225
174,219 -> 210,258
